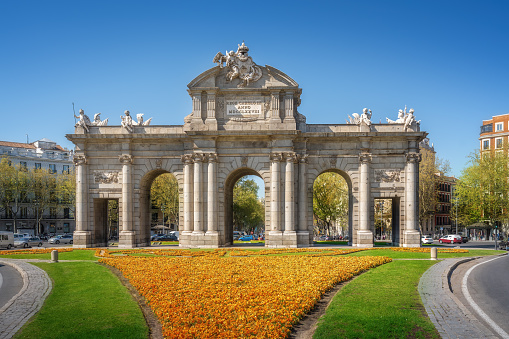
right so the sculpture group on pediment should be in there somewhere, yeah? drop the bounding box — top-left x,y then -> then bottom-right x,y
74,109 -> 109,132
121,110 -> 152,132
346,108 -> 372,126
386,106 -> 420,129
213,42 -> 263,88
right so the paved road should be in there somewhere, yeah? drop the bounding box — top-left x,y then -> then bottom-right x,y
0,263 -> 23,309
460,255 -> 509,337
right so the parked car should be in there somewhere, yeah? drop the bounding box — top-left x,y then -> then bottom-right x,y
14,236 -> 43,248
439,234 -> 462,244
421,235 -> 433,244
318,235 -> 330,241
0,231 -> 14,250
238,235 -> 253,241
48,234 -> 73,244
153,234 -> 178,241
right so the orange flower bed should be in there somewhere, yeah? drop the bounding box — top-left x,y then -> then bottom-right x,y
0,248 -> 73,255
100,253 -> 391,338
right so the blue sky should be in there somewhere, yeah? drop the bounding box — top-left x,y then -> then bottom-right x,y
1,0 -> 508,178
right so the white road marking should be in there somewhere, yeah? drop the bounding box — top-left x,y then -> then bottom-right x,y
462,256 -> 509,339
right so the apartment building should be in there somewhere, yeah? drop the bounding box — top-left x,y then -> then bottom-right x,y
480,113 -> 509,151
0,138 -> 75,235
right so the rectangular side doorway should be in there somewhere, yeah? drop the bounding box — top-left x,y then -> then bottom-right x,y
93,198 -> 118,247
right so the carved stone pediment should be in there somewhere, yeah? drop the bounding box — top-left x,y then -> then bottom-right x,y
94,171 -> 119,184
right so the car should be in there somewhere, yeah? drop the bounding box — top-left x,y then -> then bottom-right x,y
14,236 -> 43,248
439,234 -> 462,244
461,236 -> 469,243
48,234 -> 73,244
153,234 -> 178,241
238,235 -> 253,241
318,235 -> 330,241
421,235 -> 434,244
0,231 -> 14,249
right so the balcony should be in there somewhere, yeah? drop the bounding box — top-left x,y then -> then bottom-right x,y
480,123 -> 493,134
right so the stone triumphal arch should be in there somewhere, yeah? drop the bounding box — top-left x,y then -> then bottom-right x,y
67,43 -> 426,249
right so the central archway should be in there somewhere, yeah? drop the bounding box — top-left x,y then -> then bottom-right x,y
224,168 -> 266,246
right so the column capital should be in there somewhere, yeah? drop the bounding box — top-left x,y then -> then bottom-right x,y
193,153 -> 206,163
119,154 -> 133,164
206,153 -> 218,162
181,153 -> 194,164
73,154 -> 87,165
359,152 -> 372,164
270,152 -> 284,162
406,152 -> 422,163
284,152 -> 298,163
297,154 -> 309,163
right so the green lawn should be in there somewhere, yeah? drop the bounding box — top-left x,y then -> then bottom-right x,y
314,260 -> 440,339
2,247 -> 503,339
14,262 -> 148,339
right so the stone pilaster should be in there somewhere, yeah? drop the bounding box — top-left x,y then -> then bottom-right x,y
404,152 -> 422,247
284,91 -> 294,121
205,90 -> 217,129
193,153 -> 205,234
192,93 -> 202,122
357,152 -> 373,247
181,154 -> 194,235
73,154 -> 91,247
206,153 -> 218,234
270,91 -> 281,123
119,154 -> 135,248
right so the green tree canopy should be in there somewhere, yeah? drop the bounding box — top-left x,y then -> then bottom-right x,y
233,177 -> 264,232
313,172 -> 348,236
150,173 -> 179,225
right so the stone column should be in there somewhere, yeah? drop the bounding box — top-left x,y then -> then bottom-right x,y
298,155 -> 308,232
193,153 -> 205,234
118,154 -> 135,248
284,152 -> 297,233
74,155 -> 88,232
357,152 -> 373,247
270,153 -> 283,231
404,152 -> 422,247
181,154 -> 194,234
270,91 -> 281,123
206,153 -> 218,234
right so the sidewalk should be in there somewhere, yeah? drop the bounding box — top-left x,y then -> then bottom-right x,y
0,259 -> 52,339
418,257 -> 499,339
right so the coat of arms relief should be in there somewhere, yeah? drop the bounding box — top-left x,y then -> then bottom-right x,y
213,42 -> 263,88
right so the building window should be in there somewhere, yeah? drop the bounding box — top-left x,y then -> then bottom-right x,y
50,207 -> 57,219
481,124 -> 493,134
63,223 -> 70,233
496,122 -> 504,131
35,163 -> 41,170
64,208 -> 70,219
49,164 -> 56,174
20,207 -> 28,219
62,165 -> 69,174
496,137 -> 503,149
482,139 -> 490,150
20,161 -> 27,170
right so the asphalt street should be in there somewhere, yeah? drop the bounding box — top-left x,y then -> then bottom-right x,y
0,263 -> 23,310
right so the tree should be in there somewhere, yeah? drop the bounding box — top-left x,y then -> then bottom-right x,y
419,145 -> 451,232
232,177 -> 264,232
313,172 -> 348,237
30,167 -> 58,234
150,173 -> 179,226
56,168 -> 76,219
0,157 -> 31,233
455,150 -> 509,231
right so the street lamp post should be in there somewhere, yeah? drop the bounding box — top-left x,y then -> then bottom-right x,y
34,201 -> 39,236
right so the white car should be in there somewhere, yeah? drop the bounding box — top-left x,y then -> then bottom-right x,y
421,235 -> 433,244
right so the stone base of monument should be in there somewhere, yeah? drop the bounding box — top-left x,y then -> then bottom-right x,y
181,231 -> 221,248
402,230 -> 421,247
72,231 -> 92,248
356,230 -> 374,248
118,231 -> 136,249
296,231 -> 311,248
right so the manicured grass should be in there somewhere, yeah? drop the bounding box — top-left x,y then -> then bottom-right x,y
345,248 -> 505,259
14,262 -> 148,339
0,249 -> 98,261
314,260 -> 440,339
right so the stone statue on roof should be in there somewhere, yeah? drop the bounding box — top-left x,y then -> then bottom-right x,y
74,109 -> 92,132
213,42 -> 263,88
